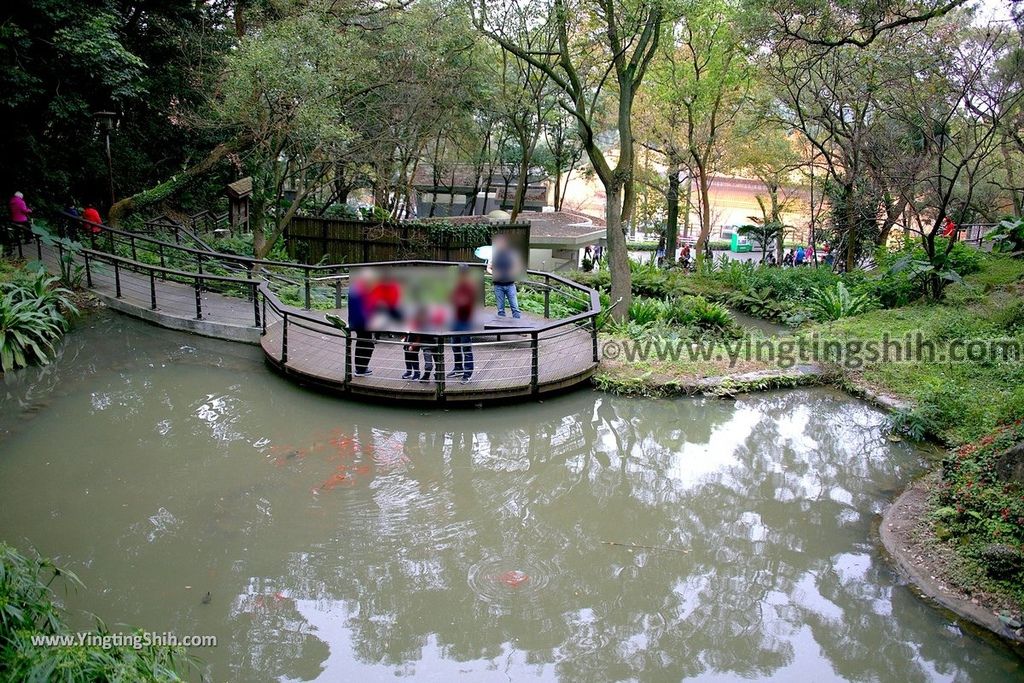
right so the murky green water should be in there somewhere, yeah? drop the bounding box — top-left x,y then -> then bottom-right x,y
0,313 -> 1020,682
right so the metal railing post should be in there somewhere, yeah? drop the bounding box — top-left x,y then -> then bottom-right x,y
194,278 -> 203,319
262,296 -> 267,334
84,251 -> 92,287
531,331 -> 539,393
344,330 -> 352,385
130,234 -> 137,262
304,272 -> 312,310
281,313 -> 289,363
252,283 -> 260,327
158,242 -> 166,279
543,275 -> 550,318
150,269 -> 157,309
591,316 -> 599,363
435,336 -> 446,400
35,235 -> 42,261
114,260 -> 122,298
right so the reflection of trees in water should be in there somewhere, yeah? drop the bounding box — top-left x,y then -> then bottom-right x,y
216,390 -> 993,681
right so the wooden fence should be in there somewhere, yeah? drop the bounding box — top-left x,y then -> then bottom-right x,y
285,216 -> 531,265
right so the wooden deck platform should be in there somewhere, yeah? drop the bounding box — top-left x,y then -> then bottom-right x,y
36,238 -> 599,404
259,312 -> 596,403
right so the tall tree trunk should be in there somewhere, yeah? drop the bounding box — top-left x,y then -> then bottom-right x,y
665,162 -> 680,265
844,182 -> 857,273
694,170 -> 712,269
108,140 -> 238,226
1002,135 -> 1022,218
605,184 -> 631,317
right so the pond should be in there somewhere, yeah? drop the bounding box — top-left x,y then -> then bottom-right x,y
0,313 -> 1020,682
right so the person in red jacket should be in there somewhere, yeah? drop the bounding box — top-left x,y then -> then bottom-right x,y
81,204 -> 103,235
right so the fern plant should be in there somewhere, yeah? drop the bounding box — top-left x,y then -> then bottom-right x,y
628,297 -> 666,325
807,282 -> 876,321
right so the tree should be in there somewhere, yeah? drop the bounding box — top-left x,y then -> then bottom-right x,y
473,0 -> 666,320
540,108 -> 585,211
727,104 -> 805,263
205,12 -> 358,258
892,24 -> 1022,298
635,0 -> 750,269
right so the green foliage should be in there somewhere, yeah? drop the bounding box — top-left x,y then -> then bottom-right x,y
932,422 -> 1024,601
806,282 -> 877,321
0,543 -> 190,681
419,221 -> 493,248
31,223 -> 86,287
0,271 -> 77,372
988,217 -> 1024,255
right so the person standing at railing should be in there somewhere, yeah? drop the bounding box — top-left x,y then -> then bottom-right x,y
6,191 -> 32,256
81,203 -> 103,235
348,270 -> 377,377
448,264 -> 476,384
487,233 -> 521,319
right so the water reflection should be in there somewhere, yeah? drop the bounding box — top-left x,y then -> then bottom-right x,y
0,314 -> 1020,682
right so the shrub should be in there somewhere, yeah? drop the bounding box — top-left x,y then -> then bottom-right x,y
0,284 -> 71,372
806,282 -> 877,321
628,297 -> 666,325
933,421 -> 1024,600
0,543 -> 190,681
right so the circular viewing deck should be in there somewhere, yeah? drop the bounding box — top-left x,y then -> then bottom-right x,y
258,263 -> 601,404
40,218 -> 601,405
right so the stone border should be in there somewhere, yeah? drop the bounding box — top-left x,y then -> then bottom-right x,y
880,473 -> 1024,645
92,290 -> 261,344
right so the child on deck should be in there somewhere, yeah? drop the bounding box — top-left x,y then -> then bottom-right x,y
402,306 -> 435,382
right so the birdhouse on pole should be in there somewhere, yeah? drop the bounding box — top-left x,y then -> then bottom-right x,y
226,177 -> 253,233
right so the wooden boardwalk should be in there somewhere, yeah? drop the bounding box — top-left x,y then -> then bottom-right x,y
38,240 -> 598,403
260,313 -> 596,402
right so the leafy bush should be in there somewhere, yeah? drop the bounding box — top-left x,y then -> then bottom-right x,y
806,282 -> 877,321
932,421 -> 1024,600
628,297 -> 666,325
0,543 -> 190,681
686,297 -> 735,332
988,217 -> 1024,255
0,274 -> 77,372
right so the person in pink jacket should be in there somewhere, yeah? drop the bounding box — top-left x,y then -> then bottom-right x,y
9,191 -> 32,224
5,191 -> 32,256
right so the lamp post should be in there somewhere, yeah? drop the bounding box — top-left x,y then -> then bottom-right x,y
94,111 -> 117,209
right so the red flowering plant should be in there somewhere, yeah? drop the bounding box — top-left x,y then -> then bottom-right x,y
933,420 -> 1024,598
